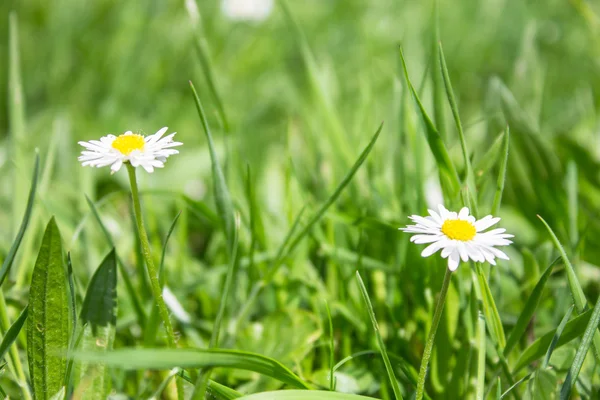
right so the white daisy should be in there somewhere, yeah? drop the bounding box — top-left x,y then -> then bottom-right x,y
401,205 -> 513,271
78,127 -> 182,174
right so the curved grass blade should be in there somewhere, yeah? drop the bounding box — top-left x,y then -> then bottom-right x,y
0,306 -> 28,362
476,312 -> 486,400
190,81 -> 235,255
538,215 -> 600,361
236,390 -> 378,400
207,379 -> 242,400
438,42 -> 477,213
356,272 -> 403,400
474,266 -> 506,349
399,47 -> 460,197
559,294 -> 600,400
0,152 -> 39,288
150,368 -> 181,400
85,195 -> 146,328
72,348 -> 311,389
491,127 -> 510,215
542,304 -> 575,369
504,257 -> 559,356
27,217 -> 69,400
514,308 -> 593,371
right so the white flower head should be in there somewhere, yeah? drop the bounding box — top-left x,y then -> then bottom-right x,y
401,205 -> 514,271
221,0 -> 273,22
78,127 -> 182,174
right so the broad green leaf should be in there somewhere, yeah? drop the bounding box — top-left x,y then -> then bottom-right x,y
527,369 -> 557,400
48,387 -> 66,400
514,309 -> 593,371
399,47 -> 460,197
73,250 -> 117,400
207,379 -> 243,400
236,390 -> 378,400
355,272 -> 403,400
504,258 -> 559,356
190,81 -> 236,254
27,217 -> 69,400
559,292 -> 600,400
0,152 -> 39,288
72,348 -> 311,389
0,306 -> 28,362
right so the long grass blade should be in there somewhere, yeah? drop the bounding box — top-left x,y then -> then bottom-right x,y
491,127 -> 510,215
0,306 -> 28,363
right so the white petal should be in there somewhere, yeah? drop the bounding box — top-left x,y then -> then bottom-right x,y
110,159 -> 123,173
458,207 -> 470,220
421,241 -> 445,257
448,251 -> 460,271
427,209 -> 442,224
438,204 -> 450,220
410,234 -> 443,244
441,245 -> 455,258
474,216 -> 500,232
458,242 -> 469,262
409,215 -> 440,229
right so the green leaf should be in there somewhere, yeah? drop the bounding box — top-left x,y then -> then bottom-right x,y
514,309 -> 593,371
355,272 -> 403,400
189,81 -> 236,254
476,312 -> 486,400
542,305 -> 575,369
560,292 -> 600,399
0,152 -> 39,288
504,258 -> 559,357
399,47 -> 460,197
475,267 -> 506,349
235,390 -> 378,400
73,250 -> 117,400
206,379 -> 242,400
85,195 -> 146,328
48,387 -> 66,400
72,348 -> 311,389
528,369 -> 557,400
0,306 -> 28,362
27,217 -> 69,400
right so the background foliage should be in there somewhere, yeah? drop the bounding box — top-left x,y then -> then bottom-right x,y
2,0 -> 600,398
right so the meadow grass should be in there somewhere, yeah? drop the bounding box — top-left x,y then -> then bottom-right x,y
1,0 -> 600,398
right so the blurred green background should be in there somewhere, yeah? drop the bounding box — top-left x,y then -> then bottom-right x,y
2,0 -> 600,398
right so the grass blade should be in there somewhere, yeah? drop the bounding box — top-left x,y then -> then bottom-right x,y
491,127 -> 510,215
235,390 -> 378,400
73,348 -> 311,389
474,266 -> 506,349
438,42 -> 478,213
504,257 -> 559,356
542,304 -> 575,369
356,272 -> 403,400
476,311 -> 486,400
0,152 -> 39,288
0,306 -> 28,362
27,217 -> 69,400
399,47 -> 460,197
560,294 -> 600,399
538,215 -> 600,361
190,81 -> 236,254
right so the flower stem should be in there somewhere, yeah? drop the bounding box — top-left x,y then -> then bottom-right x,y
126,164 -> 183,400
415,267 -> 452,400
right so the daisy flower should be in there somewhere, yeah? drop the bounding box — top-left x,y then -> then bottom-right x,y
401,205 -> 513,271
78,127 -> 182,174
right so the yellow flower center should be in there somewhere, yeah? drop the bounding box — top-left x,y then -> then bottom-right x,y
112,134 -> 145,155
441,219 -> 476,241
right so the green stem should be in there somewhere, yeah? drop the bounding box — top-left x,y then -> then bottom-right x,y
416,268 -> 452,400
126,164 -> 183,400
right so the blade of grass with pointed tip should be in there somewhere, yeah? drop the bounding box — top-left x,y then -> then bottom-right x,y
566,161 -> 578,249
504,257 -> 559,356
190,81 -> 235,254
399,47 -> 460,197
476,312 -> 486,400
236,391 -> 378,400
431,0 -> 446,140
491,127 -> 510,215
542,304 -> 575,369
144,212 -> 182,346
474,266 -> 506,349
514,308 -> 593,371
85,195 -> 146,328
356,272 -> 403,400
0,306 -> 28,363
27,218 -> 69,400
0,152 -> 39,288
72,348 -> 311,389
538,215 -> 600,361
438,42 -> 478,214
560,293 -> 600,400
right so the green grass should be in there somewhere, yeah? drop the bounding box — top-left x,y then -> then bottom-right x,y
2,0 -> 600,398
